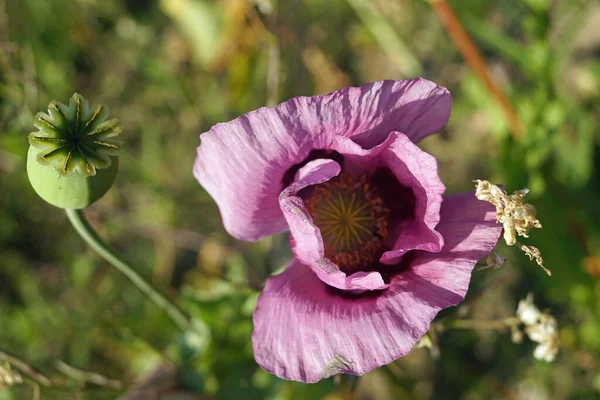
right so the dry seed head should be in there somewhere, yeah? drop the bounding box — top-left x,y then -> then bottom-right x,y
0,362 -> 23,388
515,294 -> 559,362
474,180 -> 550,276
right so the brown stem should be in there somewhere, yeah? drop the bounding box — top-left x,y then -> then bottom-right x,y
430,0 -> 523,137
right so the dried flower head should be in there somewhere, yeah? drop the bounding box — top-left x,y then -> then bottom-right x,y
517,293 -> 542,325
0,362 -> 23,388
516,294 -> 559,362
474,180 -> 550,276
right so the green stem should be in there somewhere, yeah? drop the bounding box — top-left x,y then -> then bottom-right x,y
55,360 -> 123,390
66,209 -> 190,332
444,317 -> 521,331
0,350 -> 51,387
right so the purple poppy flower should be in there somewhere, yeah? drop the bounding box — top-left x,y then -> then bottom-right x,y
194,79 -> 502,383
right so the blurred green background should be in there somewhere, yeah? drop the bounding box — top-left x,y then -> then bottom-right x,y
1,0 -> 599,398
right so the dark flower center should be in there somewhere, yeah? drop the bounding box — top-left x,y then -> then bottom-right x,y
303,174 -> 390,274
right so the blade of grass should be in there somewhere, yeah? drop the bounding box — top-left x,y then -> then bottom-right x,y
346,0 -> 422,77
463,15 -> 533,75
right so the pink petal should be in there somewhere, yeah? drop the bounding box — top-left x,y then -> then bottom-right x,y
280,159 -> 388,292
408,191 -> 503,295
331,133 -> 446,264
194,79 -> 451,241
348,79 -> 451,148
252,191 -> 502,383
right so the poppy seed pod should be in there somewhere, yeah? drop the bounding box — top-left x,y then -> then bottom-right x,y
27,93 -> 122,209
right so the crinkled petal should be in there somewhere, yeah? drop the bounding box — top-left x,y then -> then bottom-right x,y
331,133 -> 445,264
194,79 -> 451,241
252,192 -> 502,383
348,79 -> 451,147
407,191 -> 503,296
280,159 -> 388,292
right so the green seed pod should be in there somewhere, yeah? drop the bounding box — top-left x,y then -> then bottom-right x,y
27,93 -> 122,209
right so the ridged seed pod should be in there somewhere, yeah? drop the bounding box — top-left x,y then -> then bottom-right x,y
27,93 -> 122,209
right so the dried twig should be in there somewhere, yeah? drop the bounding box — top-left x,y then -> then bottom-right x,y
430,0 -> 523,137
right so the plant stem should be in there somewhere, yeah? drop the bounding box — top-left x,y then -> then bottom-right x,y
55,360 -> 123,390
444,317 -> 521,331
0,350 -> 51,387
66,209 -> 190,332
430,0 -> 523,137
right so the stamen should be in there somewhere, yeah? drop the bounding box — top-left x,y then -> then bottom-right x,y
303,174 -> 390,274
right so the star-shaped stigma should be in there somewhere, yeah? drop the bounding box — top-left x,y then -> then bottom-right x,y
28,93 -> 122,177
303,174 -> 390,273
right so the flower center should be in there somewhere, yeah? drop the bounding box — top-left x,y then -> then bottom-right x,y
303,174 -> 390,274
